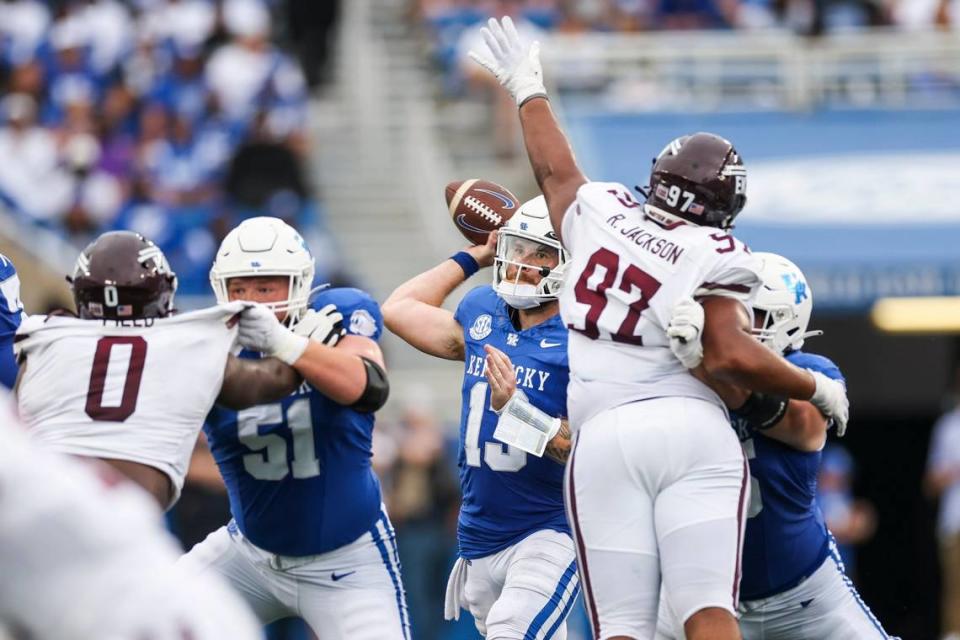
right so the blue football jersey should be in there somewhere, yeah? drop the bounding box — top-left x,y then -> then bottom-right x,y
453,286 -> 570,559
0,255 -> 23,389
736,350 -> 844,600
204,288 -> 385,557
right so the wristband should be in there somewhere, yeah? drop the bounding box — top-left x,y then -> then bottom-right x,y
737,391 -> 789,431
271,331 -> 310,366
518,93 -> 549,109
450,251 -> 480,279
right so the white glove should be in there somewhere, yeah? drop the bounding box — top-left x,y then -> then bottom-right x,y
293,305 -> 346,347
666,297 -> 705,369
468,16 -> 547,107
237,303 -> 308,365
808,370 -> 850,436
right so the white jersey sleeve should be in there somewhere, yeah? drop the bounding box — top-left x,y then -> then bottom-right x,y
15,302 -> 246,508
0,399 -> 261,640
558,182 -> 762,427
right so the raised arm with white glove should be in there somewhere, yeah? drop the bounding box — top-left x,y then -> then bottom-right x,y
468,16 -> 547,107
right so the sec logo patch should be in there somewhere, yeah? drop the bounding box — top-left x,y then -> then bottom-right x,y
349,309 -> 377,337
469,314 -> 493,340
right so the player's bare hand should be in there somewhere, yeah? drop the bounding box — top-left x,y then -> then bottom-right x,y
484,343 -> 516,411
466,230 -> 498,269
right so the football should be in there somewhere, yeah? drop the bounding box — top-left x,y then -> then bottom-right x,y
445,179 -> 520,245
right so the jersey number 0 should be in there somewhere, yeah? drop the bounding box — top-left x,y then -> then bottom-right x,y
85,337 -> 148,422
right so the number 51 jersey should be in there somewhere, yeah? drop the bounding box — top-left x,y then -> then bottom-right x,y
15,303 -> 245,508
559,182 -> 763,427
203,288 -> 387,558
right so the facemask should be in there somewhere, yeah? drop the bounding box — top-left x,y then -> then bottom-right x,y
495,282 -> 542,310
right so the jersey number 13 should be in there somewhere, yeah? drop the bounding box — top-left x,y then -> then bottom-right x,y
465,381 -> 526,472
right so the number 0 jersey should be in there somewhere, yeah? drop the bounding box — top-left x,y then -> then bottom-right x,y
453,286 -> 570,559
735,350 -> 844,601
15,303 -> 244,508
559,181 -> 763,427
204,288 -> 386,557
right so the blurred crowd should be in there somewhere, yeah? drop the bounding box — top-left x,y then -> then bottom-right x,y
0,0 -> 340,294
416,0 -> 957,63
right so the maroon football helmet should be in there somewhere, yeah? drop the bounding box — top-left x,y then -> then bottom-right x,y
70,231 -> 177,319
642,132 -> 747,230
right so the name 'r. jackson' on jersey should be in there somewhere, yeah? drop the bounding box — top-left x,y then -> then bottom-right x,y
559,181 -> 763,427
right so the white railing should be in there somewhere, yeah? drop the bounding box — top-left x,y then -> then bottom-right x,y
543,29 -> 960,110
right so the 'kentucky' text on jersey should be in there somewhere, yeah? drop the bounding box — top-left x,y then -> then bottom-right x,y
453,286 -> 570,559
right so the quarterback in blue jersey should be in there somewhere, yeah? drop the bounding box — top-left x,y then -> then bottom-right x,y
384,196 -> 580,639
178,217 -> 408,639
658,253 -> 894,640
0,254 -> 23,388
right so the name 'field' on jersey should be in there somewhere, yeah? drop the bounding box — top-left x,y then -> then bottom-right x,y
453,286 -> 570,559
204,287 -> 386,557
735,350 -> 844,600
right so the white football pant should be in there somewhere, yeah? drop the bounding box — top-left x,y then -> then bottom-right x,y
655,539 -> 896,640
445,529 -> 579,639
565,397 -> 749,640
178,507 -> 410,639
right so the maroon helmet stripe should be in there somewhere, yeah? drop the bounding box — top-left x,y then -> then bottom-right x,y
565,435 -> 601,638
732,453 -> 749,607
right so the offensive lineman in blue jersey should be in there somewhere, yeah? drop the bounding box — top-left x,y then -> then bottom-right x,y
658,253 -> 895,640
0,254 -> 24,388
384,195 -> 580,639
178,217 -> 408,639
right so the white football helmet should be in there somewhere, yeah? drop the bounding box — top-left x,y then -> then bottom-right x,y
493,196 -> 568,310
752,252 -> 822,353
209,216 -> 315,324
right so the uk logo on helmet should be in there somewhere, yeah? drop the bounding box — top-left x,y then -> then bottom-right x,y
782,273 -> 808,304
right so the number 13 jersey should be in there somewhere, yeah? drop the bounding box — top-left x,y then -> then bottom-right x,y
559,182 -> 763,427
15,303 -> 245,508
